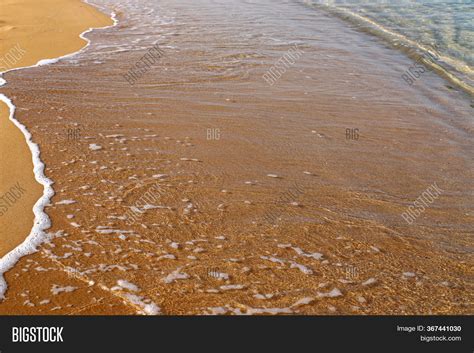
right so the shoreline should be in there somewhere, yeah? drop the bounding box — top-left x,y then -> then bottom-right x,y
0,0 -> 116,297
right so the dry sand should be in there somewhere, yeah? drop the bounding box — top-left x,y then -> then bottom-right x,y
0,102 -> 42,256
0,0 -> 112,256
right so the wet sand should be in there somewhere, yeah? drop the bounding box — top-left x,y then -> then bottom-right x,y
0,0 -> 112,256
0,0 -> 472,314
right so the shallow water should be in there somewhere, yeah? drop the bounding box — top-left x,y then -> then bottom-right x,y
13,0 -> 473,249
307,0 -> 474,90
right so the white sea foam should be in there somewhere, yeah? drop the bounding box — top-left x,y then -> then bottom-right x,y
122,293 -> 160,315
317,288 -> 343,298
51,284 -> 77,295
162,268 -> 189,284
0,2 -> 118,299
56,199 -> 77,205
114,279 -> 139,292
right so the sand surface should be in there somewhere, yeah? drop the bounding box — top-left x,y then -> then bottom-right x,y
0,102 -> 43,256
0,0 -> 112,256
0,0 -> 472,315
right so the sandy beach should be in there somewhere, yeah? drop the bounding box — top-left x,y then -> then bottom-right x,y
0,0 -> 472,315
0,0 -> 112,257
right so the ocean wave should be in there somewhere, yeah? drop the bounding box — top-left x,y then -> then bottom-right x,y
303,0 -> 474,96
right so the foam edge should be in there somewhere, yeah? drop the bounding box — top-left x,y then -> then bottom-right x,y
0,2 -> 118,299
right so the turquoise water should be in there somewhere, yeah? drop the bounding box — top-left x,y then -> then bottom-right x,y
306,0 -> 473,90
